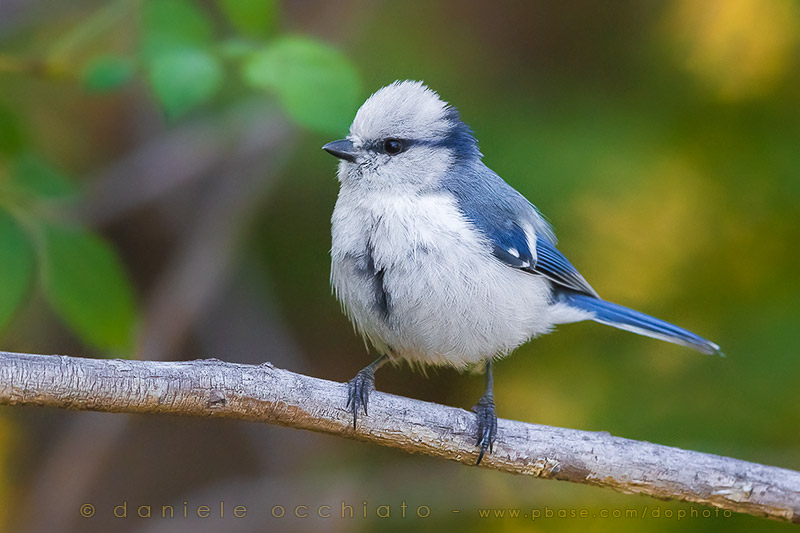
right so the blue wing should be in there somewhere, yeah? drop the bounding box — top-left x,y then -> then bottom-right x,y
441,161 -> 599,297
529,237 -> 599,297
486,220 -> 535,269
485,221 -> 599,298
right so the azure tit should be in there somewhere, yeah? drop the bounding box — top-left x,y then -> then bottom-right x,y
323,81 -> 721,464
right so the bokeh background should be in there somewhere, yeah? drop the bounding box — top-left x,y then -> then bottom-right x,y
1,1 -> 798,531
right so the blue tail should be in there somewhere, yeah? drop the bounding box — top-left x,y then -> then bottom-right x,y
558,291 -> 723,356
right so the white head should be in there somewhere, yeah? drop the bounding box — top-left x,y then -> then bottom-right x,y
323,80 -> 480,194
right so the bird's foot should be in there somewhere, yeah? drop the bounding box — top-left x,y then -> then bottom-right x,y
472,394 -> 498,465
346,366 -> 376,428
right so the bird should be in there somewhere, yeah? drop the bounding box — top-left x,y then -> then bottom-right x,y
322,80 -> 722,465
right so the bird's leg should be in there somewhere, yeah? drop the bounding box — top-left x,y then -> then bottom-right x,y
346,354 -> 388,428
473,360 -> 498,465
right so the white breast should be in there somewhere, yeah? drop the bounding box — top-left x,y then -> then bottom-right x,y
331,188 -> 555,369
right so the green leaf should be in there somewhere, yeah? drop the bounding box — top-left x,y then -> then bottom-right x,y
148,48 -> 223,117
43,223 -> 136,352
83,55 -> 135,92
11,152 -> 77,199
0,210 -> 34,331
217,0 -> 277,38
141,0 -> 214,60
242,36 -> 361,134
218,38 -> 257,60
0,105 -> 25,155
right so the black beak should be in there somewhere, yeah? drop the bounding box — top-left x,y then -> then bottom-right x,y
322,139 -> 358,163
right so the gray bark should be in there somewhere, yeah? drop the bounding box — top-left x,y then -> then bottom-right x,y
0,351 -> 797,523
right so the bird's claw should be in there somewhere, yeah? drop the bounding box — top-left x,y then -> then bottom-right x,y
473,395 -> 498,465
346,366 -> 376,428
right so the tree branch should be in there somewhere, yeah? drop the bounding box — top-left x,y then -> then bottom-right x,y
0,351 -> 797,523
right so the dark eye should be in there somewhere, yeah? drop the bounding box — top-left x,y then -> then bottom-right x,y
382,138 -> 404,155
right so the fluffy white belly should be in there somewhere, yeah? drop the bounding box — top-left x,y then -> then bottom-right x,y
331,190 -> 554,369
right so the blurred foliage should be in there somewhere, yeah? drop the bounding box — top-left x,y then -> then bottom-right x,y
0,0 -> 360,354
243,35 -> 360,132
139,0 -> 360,124
665,0 -> 800,100
0,150 -> 135,352
0,211 -> 34,330
42,222 -> 136,351
0,1 -> 799,532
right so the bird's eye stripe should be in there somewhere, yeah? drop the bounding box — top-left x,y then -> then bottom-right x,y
366,137 -> 469,155
368,138 -> 449,153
